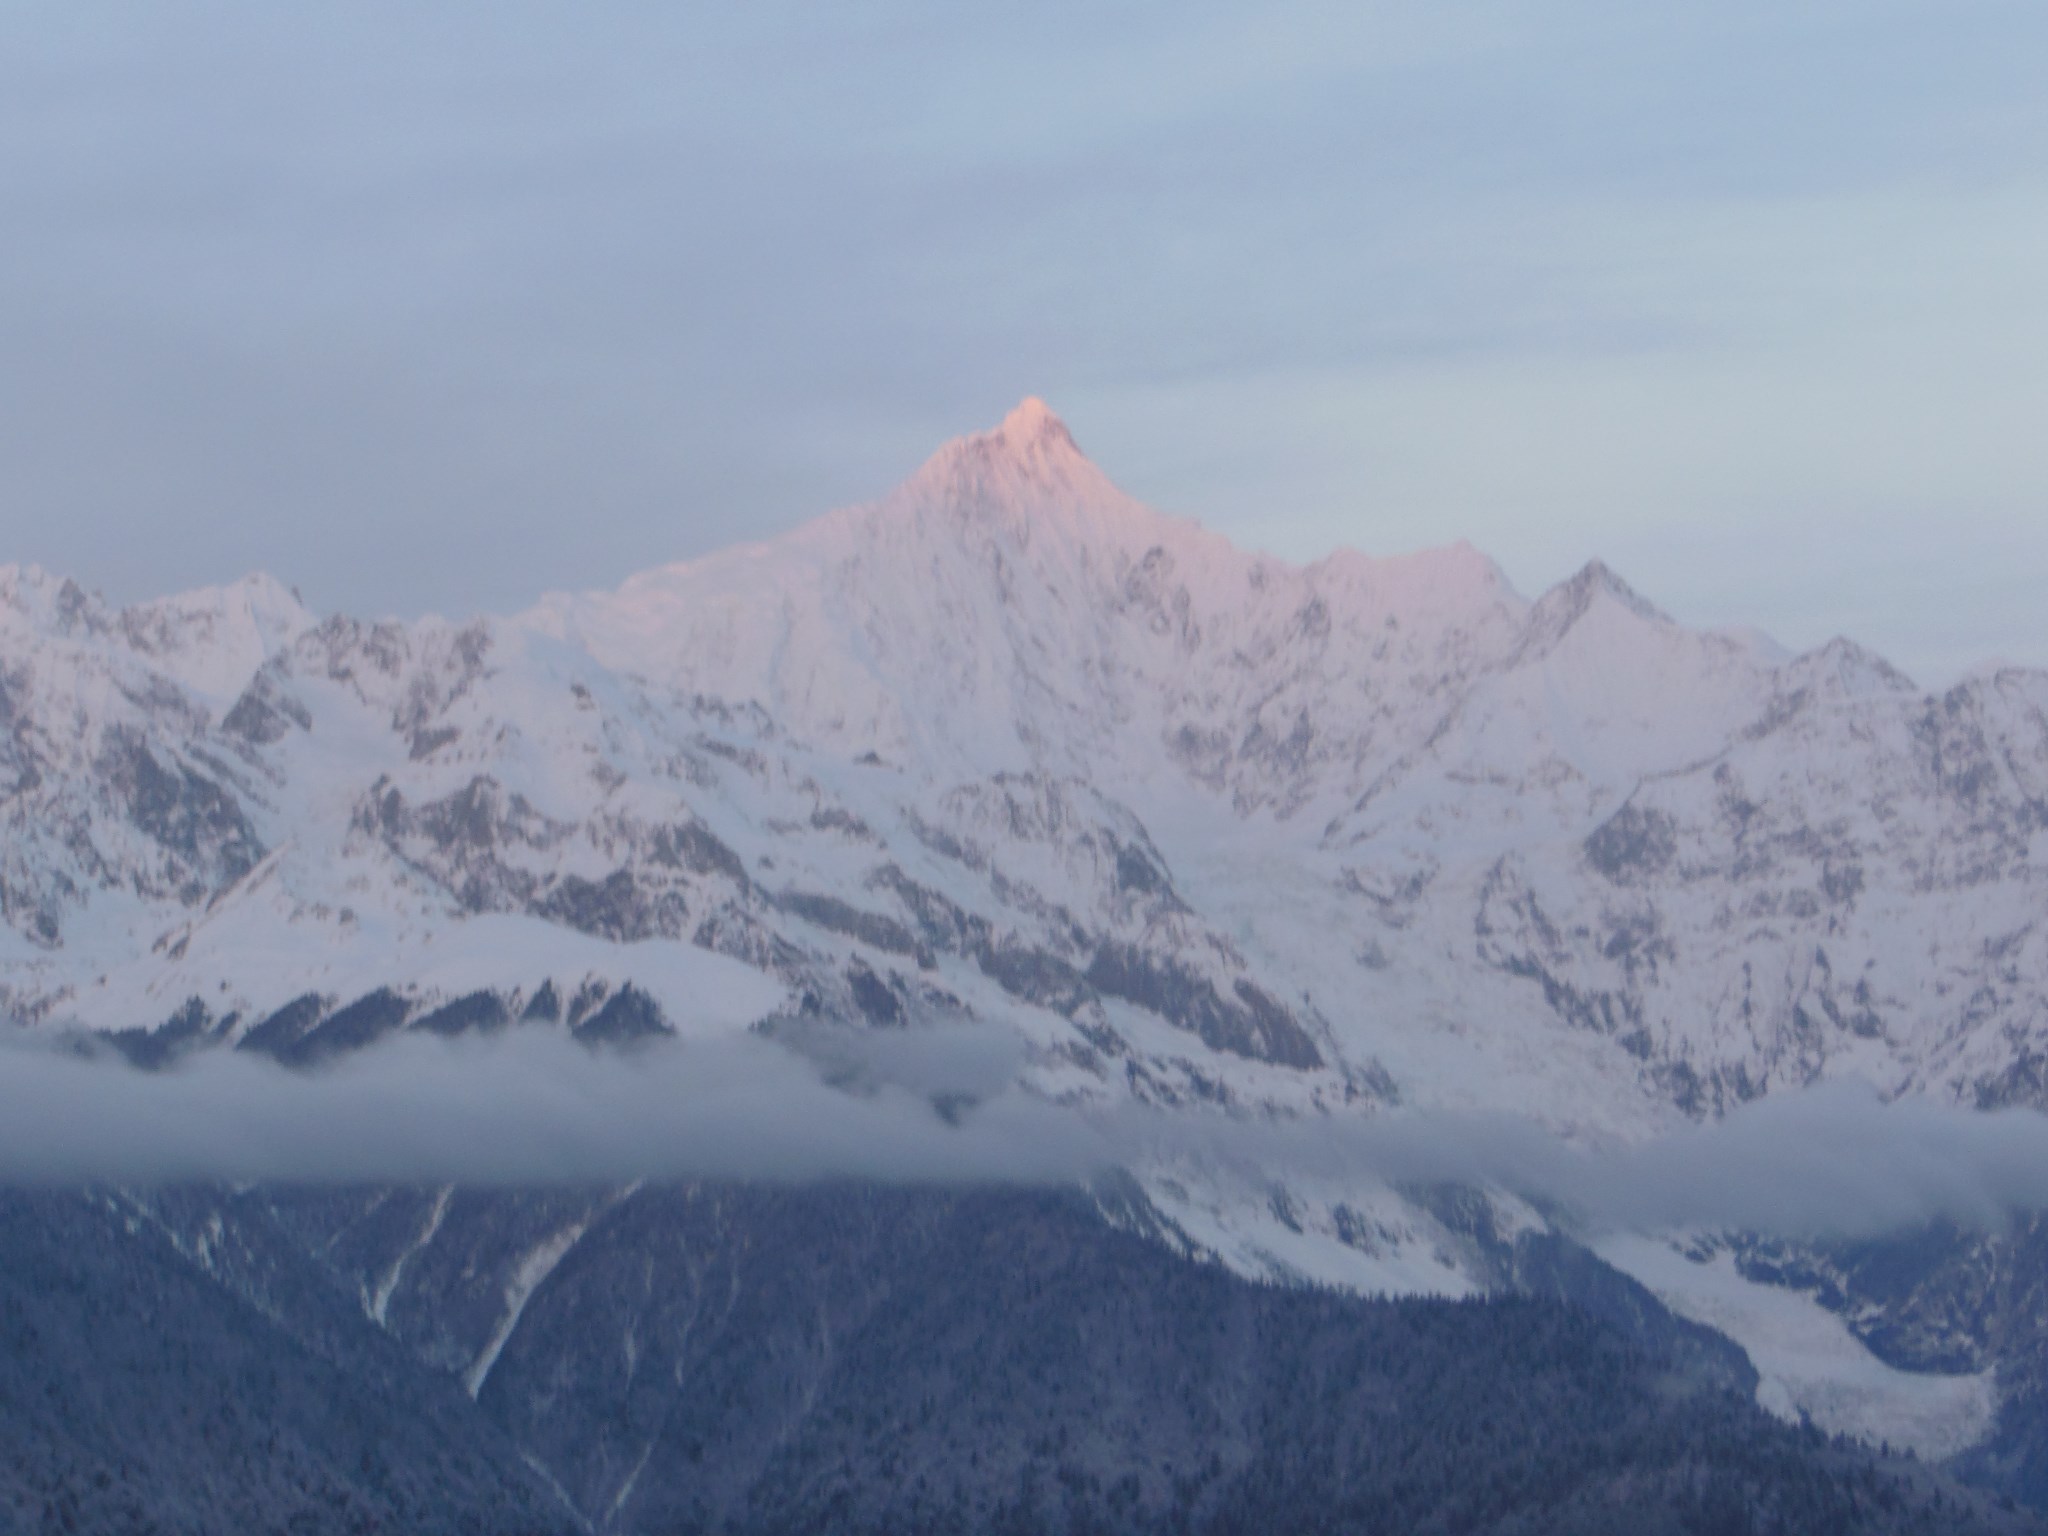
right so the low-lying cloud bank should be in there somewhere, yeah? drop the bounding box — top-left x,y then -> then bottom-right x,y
0,1027 -> 1095,1187
1123,1082 -> 2048,1241
4,1027 -> 2047,1241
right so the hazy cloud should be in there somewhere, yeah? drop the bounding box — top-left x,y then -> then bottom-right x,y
4,1026 -> 2047,1243
0,1028 -> 1104,1187
1128,1078 -> 2048,1242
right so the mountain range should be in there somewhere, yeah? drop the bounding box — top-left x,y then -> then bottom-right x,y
6,399 -> 2048,1521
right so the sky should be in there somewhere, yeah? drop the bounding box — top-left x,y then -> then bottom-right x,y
3,2 -> 2045,684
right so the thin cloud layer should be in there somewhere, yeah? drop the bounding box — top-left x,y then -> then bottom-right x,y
2,1027 -> 2046,1243
0,1028 -> 1104,1188
1127,1079 -> 2048,1241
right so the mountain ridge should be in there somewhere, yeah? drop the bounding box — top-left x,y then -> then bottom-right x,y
9,399 -> 2048,1455
7,398 -> 2045,1124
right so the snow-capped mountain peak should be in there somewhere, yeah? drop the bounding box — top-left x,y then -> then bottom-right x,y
9,402 -> 2048,1200
919,394 -> 1095,487
882,395 -> 1147,534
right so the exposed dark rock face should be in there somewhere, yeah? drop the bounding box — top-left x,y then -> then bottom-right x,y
221,667 -> 311,745
234,992 -> 328,1061
412,989 -> 513,1037
99,732 -> 264,901
1585,800 -> 1679,884
1979,1053 -> 2048,1111
869,864 -> 990,954
572,983 -> 672,1046
1085,942 -> 1323,1070
537,868 -> 683,943
974,939 -> 1094,1015
358,773 -> 569,917
775,889 -> 931,965
650,819 -> 751,886
206,983 -> 685,1061
280,986 -> 412,1067
1113,838 -> 1173,896
844,959 -> 904,1026
102,996 -> 216,1069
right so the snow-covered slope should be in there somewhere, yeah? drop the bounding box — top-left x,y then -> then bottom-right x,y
532,399 -> 1529,811
11,397 -> 2048,1131
6,399 -> 2048,1451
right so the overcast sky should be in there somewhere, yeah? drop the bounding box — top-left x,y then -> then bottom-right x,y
4,2 -> 2045,683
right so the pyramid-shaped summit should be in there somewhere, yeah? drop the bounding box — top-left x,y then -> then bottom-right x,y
888,397 -> 1135,522
992,396 -> 1072,446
